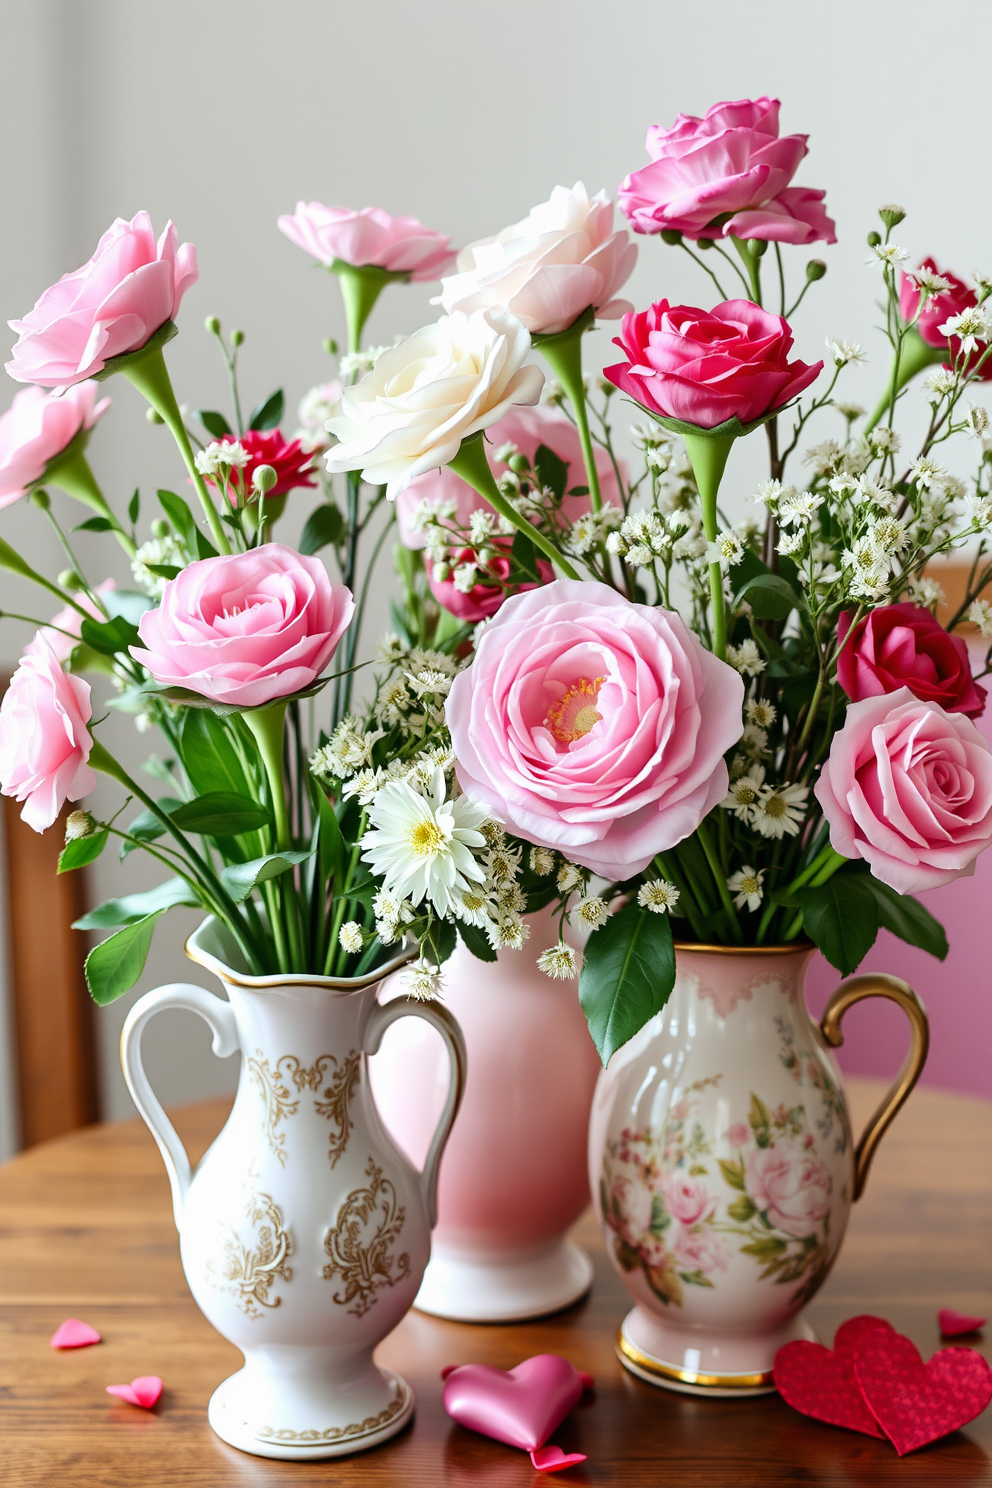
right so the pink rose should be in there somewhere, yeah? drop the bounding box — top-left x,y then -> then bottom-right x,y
6,212 -> 197,388
394,403 -> 623,549
210,430 -> 316,500
427,540 -> 554,624
660,1172 -> 715,1226
130,544 -> 355,708
619,97 -> 835,245
815,689 -> 992,894
726,1122 -> 751,1149
25,579 -> 117,665
744,1138 -> 831,1238
899,258 -> 992,380
605,299 -> 822,430
0,383 -> 110,508
277,202 -> 454,281
0,640 -> 95,832
446,579 -> 744,879
672,1224 -> 730,1276
838,604 -> 986,720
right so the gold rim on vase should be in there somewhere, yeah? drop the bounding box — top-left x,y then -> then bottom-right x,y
616,1330 -> 774,1392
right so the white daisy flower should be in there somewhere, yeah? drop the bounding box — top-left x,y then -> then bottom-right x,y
720,766 -> 767,823
568,895 -> 610,931
405,958 -> 443,1001
726,639 -> 766,677
537,943 -> 577,980
637,880 -> 680,915
753,782 -> 808,840
361,767 -> 488,917
338,922 -> 364,954
727,865 -> 765,912
529,846 -> 556,876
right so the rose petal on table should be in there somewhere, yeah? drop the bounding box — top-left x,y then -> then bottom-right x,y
106,1376 -> 163,1409
530,1445 -> 588,1472
50,1318 -> 101,1349
939,1309 -> 986,1338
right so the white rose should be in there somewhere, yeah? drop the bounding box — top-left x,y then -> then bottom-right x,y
324,310 -> 543,499
434,182 -> 637,336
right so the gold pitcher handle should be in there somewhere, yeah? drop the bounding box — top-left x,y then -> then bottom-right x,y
819,974 -> 929,1201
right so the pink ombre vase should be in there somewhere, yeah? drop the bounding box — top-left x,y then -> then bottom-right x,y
369,907 -> 601,1321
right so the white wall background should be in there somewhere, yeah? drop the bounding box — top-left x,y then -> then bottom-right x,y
1,0 -> 990,1146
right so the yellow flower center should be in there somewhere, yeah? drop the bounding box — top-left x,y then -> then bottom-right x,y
764,794 -> 786,819
409,819 -> 444,856
545,676 -> 605,747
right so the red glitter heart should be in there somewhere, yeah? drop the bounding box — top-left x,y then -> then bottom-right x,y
939,1309 -> 986,1338
854,1332 -> 992,1456
775,1335 -> 885,1438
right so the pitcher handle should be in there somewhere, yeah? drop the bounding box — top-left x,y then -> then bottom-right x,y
120,983 -> 239,1226
364,996 -> 467,1228
819,973 -> 929,1201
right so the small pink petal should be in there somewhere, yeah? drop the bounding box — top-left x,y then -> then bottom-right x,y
578,1372 -> 595,1390
106,1375 -> 163,1409
439,1365 -> 460,1380
939,1308 -> 986,1337
530,1445 -> 588,1472
50,1318 -> 101,1349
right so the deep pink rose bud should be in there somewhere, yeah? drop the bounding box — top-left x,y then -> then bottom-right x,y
0,641 -> 95,832
838,604 -> 986,719
0,383 -> 110,508
6,212 -> 197,388
899,258 -> 992,380
604,299 -> 822,430
210,429 -> 316,500
619,97 -> 835,245
426,539 -> 554,624
277,202 -> 454,281
130,544 -> 354,709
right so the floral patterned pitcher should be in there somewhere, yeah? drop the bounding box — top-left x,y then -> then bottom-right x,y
589,943 -> 928,1396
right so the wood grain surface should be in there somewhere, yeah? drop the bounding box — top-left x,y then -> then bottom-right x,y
1,1080 -> 990,1487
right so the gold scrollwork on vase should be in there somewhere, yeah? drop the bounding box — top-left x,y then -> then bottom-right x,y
322,1158 -> 410,1317
248,1049 -> 361,1167
255,1380 -> 408,1446
209,1193 -> 293,1318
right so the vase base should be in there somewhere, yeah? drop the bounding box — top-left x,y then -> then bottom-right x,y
616,1308 -> 816,1397
414,1238 -> 594,1322
207,1362 -> 414,1461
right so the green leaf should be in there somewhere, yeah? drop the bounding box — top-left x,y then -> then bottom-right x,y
727,1194 -> 758,1223
120,796 -> 183,857
58,829 -> 109,872
314,789 -> 347,887
74,876 -> 199,930
740,1235 -> 789,1261
128,489 -> 140,526
142,562 -> 182,581
533,443 -> 569,500
179,710 -> 251,799
423,918 -> 458,967
79,615 -> 141,657
221,851 -> 312,904
197,409 -> 233,438
249,390 -> 284,431
855,870 -> 949,960
83,915 -> 160,1005
157,489 -> 218,561
717,1156 -> 746,1191
458,922 -> 498,963
749,1093 -> 773,1137
797,871 -> 880,976
102,588 -> 155,625
300,503 -> 345,556
734,572 -> 802,621
73,516 -> 115,533
170,792 -> 273,836
509,528 -> 542,584
579,900 -> 676,1066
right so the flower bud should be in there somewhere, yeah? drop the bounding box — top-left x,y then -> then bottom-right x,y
30,489 -> 50,510
145,406 -> 164,424
696,237 -> 714,251
660,229 -> 683,246
65,809 -> 97,842
879,204 -> 906,230
746,238 -> 769,259
806,259 -> 827,282
230,329 -> 245,348
433,561 -> 450,582
867,230 -> 882,248
252,464 -> 278,497
204,315 -> 221,335
477,546 -> 496,567
151,518 -> 170,539
57,568 -> 84,591
507,453 -> 530,475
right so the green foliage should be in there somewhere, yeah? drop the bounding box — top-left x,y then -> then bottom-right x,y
58,829 -> 109,873
128,489 -> 140,526
197,409 -> 233,438
457,922 -> 497,963
179,710 -> 251,799
727,1194 -> 758,1223
120,797 -> 182,857
249,390 -> 284,430
300,503 -> 346,556
83,915 -> 159,1005
796,871 -> 880,975
74,877 -> 200,930
533,442 -> 569,500
717,1156 -> 746,1191
170,792 -> 273,836
221,852 -> 313,904
579,899 -> 676,1066
157,489 -> 218,561
509,528 -> 542,584
854,869 -> 949,960
79,614 -> 141,657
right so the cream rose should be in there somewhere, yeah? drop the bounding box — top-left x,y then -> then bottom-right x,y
436,182 -> 637,335
324,310 -> 543,499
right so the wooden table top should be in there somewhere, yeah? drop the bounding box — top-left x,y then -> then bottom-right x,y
1,1079 -> 990,1487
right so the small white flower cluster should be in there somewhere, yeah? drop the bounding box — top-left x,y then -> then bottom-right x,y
195,441 -> 249,476
727,865 -> 765,911
295,382 -> 342,453
725,639 -> 765,677
939,305 -> 992,356
564,504 -> 623,557
607,507 -> 697,567
721,763 -> 808,840
310,716 -> 383,782
371,648 -> 460,738
130,532 -> 187,597
337,342 -> 397,380
968,598 -> 992,637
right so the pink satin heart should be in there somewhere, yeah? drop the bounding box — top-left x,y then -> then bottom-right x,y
442,1354 -> 592,1462
939,1309 -> 986,1338
50,1318 -> 101,1349
106,1376 -> 163,1409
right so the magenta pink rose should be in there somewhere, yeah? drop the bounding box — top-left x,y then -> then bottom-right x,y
660,1172 -> 715,1227
394,403 -> 623,549
725,1122 -> 751,1149
277,202 -> 454,281
619,97 -> 835,245
0,641 -> 95,832
838,604 -> 986,719
899,258 -> 992,381
604,299 -> 822,430
427,540 -> 554,624
744,1138 -> 831,1238
815,689 -> 992,894
130,544 -> 355,708
446,579 -> 744,879
25,579 -> 117,665
0,383 -> 110,508
672,1224 -> 730,1276
6,212 -> 197,389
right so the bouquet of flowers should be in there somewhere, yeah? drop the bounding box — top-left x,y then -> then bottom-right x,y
3,97 -> 992,1067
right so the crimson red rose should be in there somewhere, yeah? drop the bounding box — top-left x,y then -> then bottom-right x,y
427,539 -> 553,624
837,603 -> 986,719
899,258 -> 992,381
604,298 -> 821,429
215,429 -> 316,498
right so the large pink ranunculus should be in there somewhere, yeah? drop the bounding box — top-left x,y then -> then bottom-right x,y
6,212 -> 198,389
25,579 -> 117,665
814,688 -> 992,894
130,544 -> 355,708
899,258 -> 992,380
619,97 -> 835,246
0,383 -> 111,508
277,202 -> 454,281
838,603 -> 986,719
0,640 -> 95,832
394,403 -> 624,549
426,539 -> 554,624
660,1172 -> 715,1227
436,182 -> 636,336
744,1138 -> 831,1238
446,580 -> 744,879
604,299 -> 822,430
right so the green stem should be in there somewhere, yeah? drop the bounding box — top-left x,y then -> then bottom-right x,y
448,432 -> 580,579
681,431 -> 736,660
0,533 -> 96,619
696,819 -> 742,939
782,849 -> 848,940
534,307 -> 602,512
244,704 -> 290,850
121,346 -> 230,553
730,235 -> 763,306
44,441 -> 136,556
864,326 -> 946,434
332,261 -> 408,355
